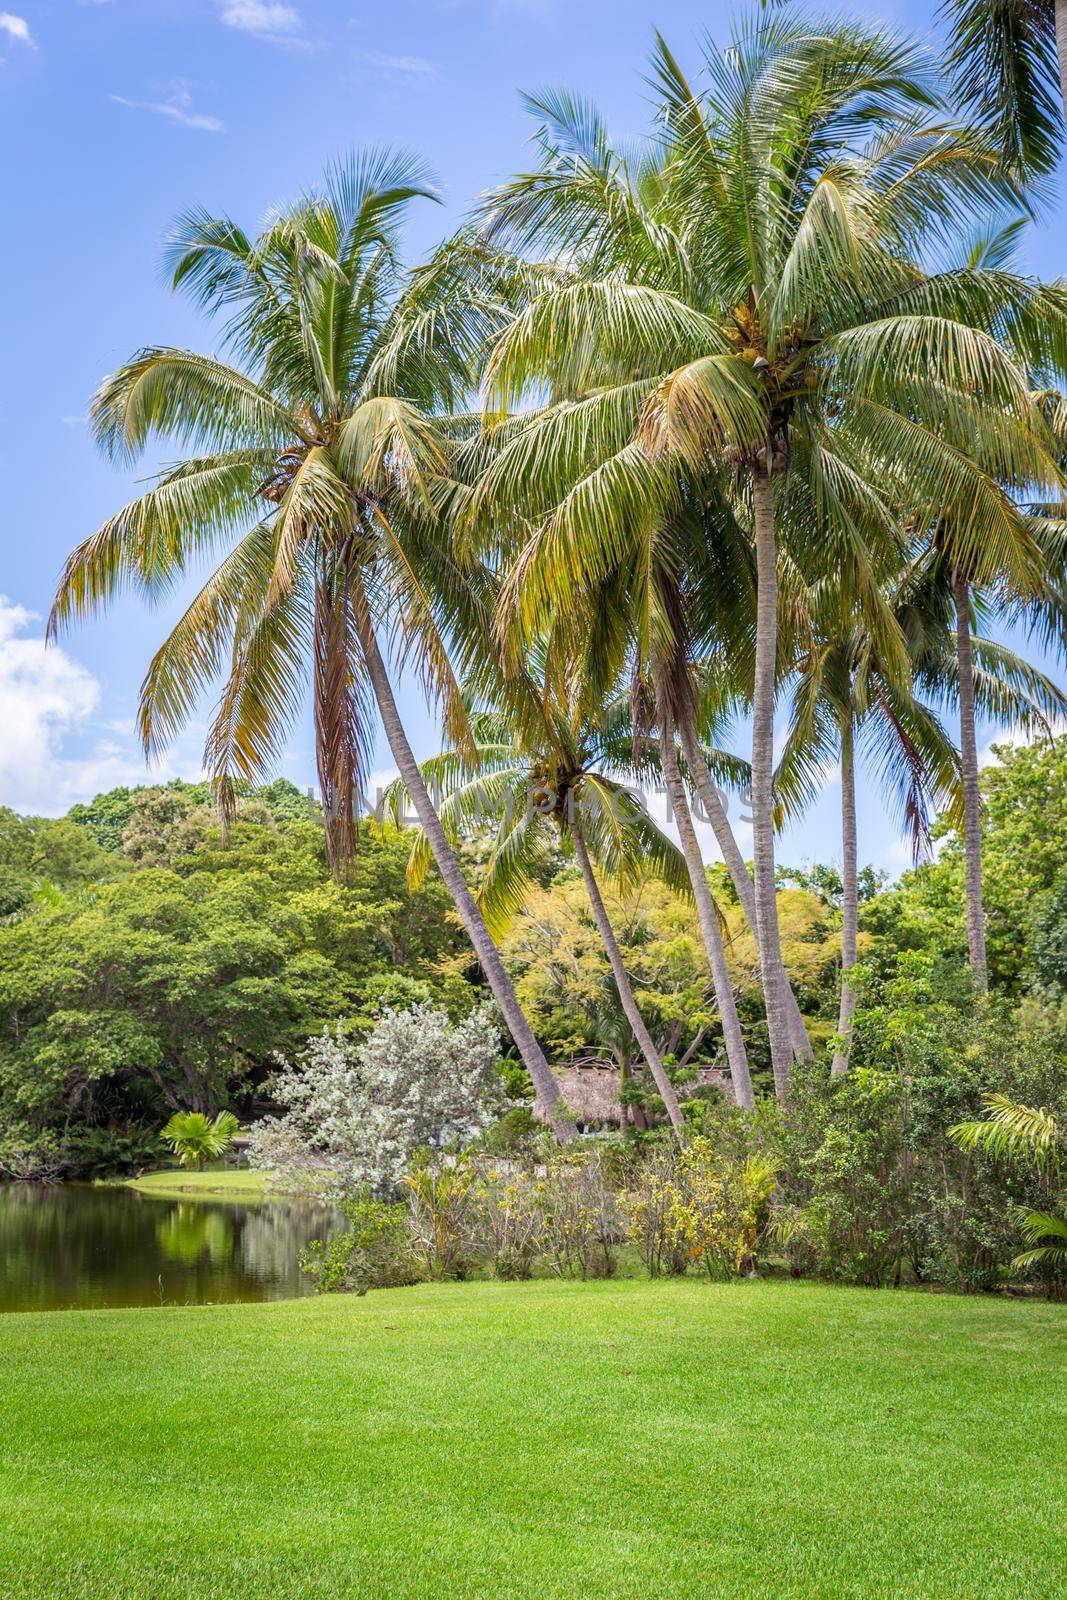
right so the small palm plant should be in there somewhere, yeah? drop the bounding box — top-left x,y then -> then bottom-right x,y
949,1095 -> 1066,1275
160,1110 -> 240,1171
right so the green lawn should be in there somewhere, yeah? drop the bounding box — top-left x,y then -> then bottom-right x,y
124,1167 -> 270,1199
1,1279 -> 1063,1600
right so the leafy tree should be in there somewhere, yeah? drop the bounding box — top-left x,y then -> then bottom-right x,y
501,873 -> 727,1108
863,734 -> 1067,994
0,814 -> 474,1169
246,1005 -> 503,1198
0,808 -> 119,916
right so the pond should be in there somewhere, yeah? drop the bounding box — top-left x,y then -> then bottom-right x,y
0,1182 -> 343,1313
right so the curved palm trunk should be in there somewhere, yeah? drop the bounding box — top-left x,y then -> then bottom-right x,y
831,713 -> 858,1077
751,467 -> 793,1101
677,715 -> 812,1061
569,812 -> 686,1137
657,703 -> 754,1109
314,574 -> 361,873
1057,0 -> 1067,122
952,567 -> 988,990
355,609 -> 575,1141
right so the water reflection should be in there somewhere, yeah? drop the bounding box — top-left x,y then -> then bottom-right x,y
0,1182 -> 341,1313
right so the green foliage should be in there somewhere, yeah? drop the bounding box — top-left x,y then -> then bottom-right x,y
862,736 -> 1067,994
300,1193 -> 418,1295
949,1089 -> 1065,1285
479,1105 -> 536,1154
402,1160 -> 477,1280
160,1110 -> 239,1170
533,1148 -> 621,1279
622,1140 -> 777,1278
0,791 -> 474,1174
772,958 -> 1067,1291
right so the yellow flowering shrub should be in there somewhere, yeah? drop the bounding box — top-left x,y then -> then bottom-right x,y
624,1139 -> 778,1278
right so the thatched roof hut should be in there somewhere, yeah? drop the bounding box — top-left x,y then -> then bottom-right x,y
535,1062 -> 729,1130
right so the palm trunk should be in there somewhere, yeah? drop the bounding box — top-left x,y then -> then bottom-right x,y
657,698 -> 754,1109
618,1056 -> 631,1134
953,567 -> 988,990
750,466 -> 793,1101
678,715 -> 812,1060
569,810 -> 686,1136
355,609 -> 575,1141
831,712 -> 858,1077
1057,0 -> 1067,123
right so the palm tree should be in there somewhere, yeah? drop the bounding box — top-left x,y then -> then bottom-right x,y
776,586 -> 963,1073
942,0 -> 1066,174
673,640 -> 814,1062
652,678 -> 755,1109
470,17 -> 1064,1097
161,1110 -> 239,1171
899,553 -> 1067,987
388,651 -> 754,1123
47,153 -> 575,1141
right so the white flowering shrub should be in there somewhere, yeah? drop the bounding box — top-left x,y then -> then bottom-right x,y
245,1003 -> 503,1198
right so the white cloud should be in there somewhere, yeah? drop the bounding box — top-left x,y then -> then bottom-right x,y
359,51 -> 436,79
0,599 -> 214,815
0,599 -> 131,814
217,1 -> 302,38
979,716 -> 1067,769
109,82 -> 225,133
0,12 -> 34,48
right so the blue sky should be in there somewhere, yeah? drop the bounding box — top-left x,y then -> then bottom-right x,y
0,0 -> 1063,873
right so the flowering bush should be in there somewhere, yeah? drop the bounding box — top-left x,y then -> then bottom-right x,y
623,1139 -> 777,1279
469,1161 -> 544,1279
403,1159 -> 477,1279
674,1141 -> 778,1277
622,1150 -> 691,1277
245,1003 -> 503,1198
535,1149 -> 623,1279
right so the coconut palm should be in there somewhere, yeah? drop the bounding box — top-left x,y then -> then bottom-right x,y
387,646 -> 754,1122
897,550 -> 1067,987
941,0 -> 1066,175
47,153 -> 575,1140
469,17 -> 1064,1096
775,584 -> 963,1073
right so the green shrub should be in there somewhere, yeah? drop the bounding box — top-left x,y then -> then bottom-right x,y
402,1159 -> 477,1280
300,1193 -> 420,1295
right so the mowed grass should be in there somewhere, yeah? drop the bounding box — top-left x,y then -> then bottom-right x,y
0,1279 -> 1063,1600
124,1167 -> 271,1199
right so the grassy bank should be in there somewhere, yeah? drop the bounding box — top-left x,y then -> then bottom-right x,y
124,1168 -> 270,1200
1,1278 -> 1063,1599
